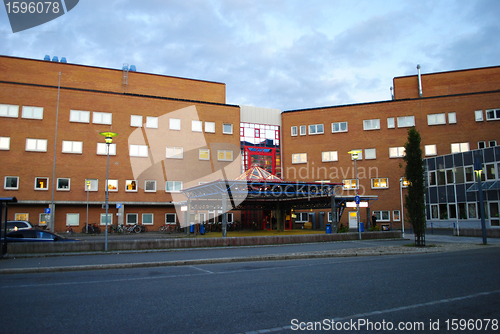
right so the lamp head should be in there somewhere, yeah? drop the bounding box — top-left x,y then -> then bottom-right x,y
99,132 -> 118,144
348,150 -> 362,160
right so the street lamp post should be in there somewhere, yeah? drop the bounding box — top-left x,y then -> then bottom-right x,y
474,156 -> 487,245
399,177 -> 409,238
348,150 -> 362,240
99,132 -> 117,252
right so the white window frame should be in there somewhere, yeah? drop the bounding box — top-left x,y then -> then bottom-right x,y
427,113 -> 446,125
70,110 -> 90,123
57,178 -> 70,191
291,126 -> 298,137
389,147 -> 405,158
4,176 -> 19,190
451,142 -> 470,153
299,125 -> 306,136
448,112 -> 457,124
205,121 -> 215,133
486,109 -> 500,121
223,123 -> 233,134
192,120 -> 203,132
129,144 -> 148,157
387,117 -> 395,129
478,141 -> 486,149
343,179 -> 358,190
0,104 -> 19,118
169,118 -> 181,130
322,151 -> 338,162
199,149 -> 210,160
100,213 -> 113,226
475,110 -> 484,122
22,106 -> 43,120
489,140 -> 497,147
0,137 -> 10,150
142,213 -> 154,225
35,177 -> 49,190
97,143 -> 116,155
373,210 -> 391,222
92,111 -> 112,125
350,150 -> 363,160
126,213 -> 138,225
62,140 -> 83,154
130,115 -> 143,127
166,147 -> 183,159
292,153 -> 307,164
85,179 -> 98,192
166,181 -> 183,192
371,177 -> 389,189
365,148 -> 376,160
331,122 -> 348,133
26,138 -> 48,152
146,116 -> 158,128
425,144 -> 437,156
217,150 -> 233,161
165,213 -> 177,224
125,180 -> 138,192
397,116 -> 415,128
145,180 -> 157,192
66,213 -> 80,226
107,179 -> 118,192
308,124 -> 324,135
363,119 -> 380,130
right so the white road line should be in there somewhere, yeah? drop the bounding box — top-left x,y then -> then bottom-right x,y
190,265 -> 214,274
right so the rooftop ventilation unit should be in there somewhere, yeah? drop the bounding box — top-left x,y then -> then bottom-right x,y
51,56 -> 59,62
44,55 -> 51,61
129,65 -> 136,72
60,57 -> 67,63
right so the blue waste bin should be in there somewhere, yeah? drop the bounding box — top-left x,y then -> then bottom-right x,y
190,223 -> 194,233
325,224 -> 332,234
200,224 -> 205,235
360,222 -> 364,232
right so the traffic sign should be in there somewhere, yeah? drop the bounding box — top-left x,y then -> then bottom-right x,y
45,208 -> 51,214
354,195 -> 360,205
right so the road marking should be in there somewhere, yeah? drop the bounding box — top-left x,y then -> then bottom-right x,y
190,265 -> 214,274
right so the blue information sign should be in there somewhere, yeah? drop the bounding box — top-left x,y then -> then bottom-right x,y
354,195 -> 360,205
45,208 -> 51,214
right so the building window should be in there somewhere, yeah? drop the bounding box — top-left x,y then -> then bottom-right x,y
397,116 -> 415,128
26,138 -> 48,152
322,151 -> 338,162
66,213 -> 79,226
425,145 -> 437,156
166,147 -> 183,159
363,119 -> 380,130
129,144 -> 148,157
308,124 -> 324,135
165,213 -> 176,224
85,179 -> 98,192
451,142 -> 469,153
4,176 -> 19,190
35,177 -> 49,190
331,122 -> 348,133
389,147 -> 405,158
291,126 -> 298,136
126,213 -> 138,225
299,125 -> 306,136
62,141 -> 83,154
192,120 -> 203,132
169,118 -> 181,130
393,210 -> 401,221
70,110 -> 90,123
223,123 -> 233,134
146,117 -> 158,128
373,210 -> 390,222
205,121 -> 215,133
97,143 -> 116,155
430,204 -> 439,219
489,140 -> 497,147
485,163 -> 497,180
100,213 -> 113,226
22,106 -> 43,120
145,180 -> 156,192
427,113 -> 446,125
126,180 -> 138,192
428,171 -> 436,186
142,213 -> 154,225
365,148 -> 376,160
218,150 -> 233,161
475,110 -> 484,122
93,112 -> 112,125
387,117 -> 395,129
478,141 -> 486,149
57,178 -> 70,191
199,149 -> 210,160
465,166 -> 475,182
371,178 -> 388,189
295,212 -> 309,222
292,153 -> 307,164
107,180 -> 118,192
448,112 -> 457,124
130,115 -> 143,127
166,181 -> 182,192
0,104 -> 19,118
343,179 -> 357,190
468,203 -> 477,219
486,109 -> 500,121
0,137 -> 10,150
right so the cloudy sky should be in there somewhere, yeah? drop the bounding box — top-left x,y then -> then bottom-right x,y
1,0 -> 499,110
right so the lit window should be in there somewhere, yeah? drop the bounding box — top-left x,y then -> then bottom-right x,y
427,113 -> 446,125
143,213 -> 154,225
448,112 -> 457,124
107,180 -> 118,192
474,110 -> 484,122
322,151 -> 338,162
217,150 -> 233,161
22,106 -> 43,120
308,124 -> 324,135
389,147 -> 405,158
125,180 -> 138,192
451,142 -> 469,153
4,176 -> 19,190
192,120 -> 203,132
97,143 -> 116,155
57,178 -> 70,191
205,122 -> 215,133
70,110 -> 90,123
371,178 -> 389,189
145,180 -> 156,192
93,112 -> 112,125
35,177 -> 49,190
0,137 -> 10,150
393,210 -> 401,221
131,115 -> 143,127
199,149 -> 210,160
166,181 -> 182,192
365,148 -> 376,160
291,126 -> 298,136
397,116 -> 415,128
0,104 -> 19,118
363,119 -> 380,130
130,144 -> 148,157
223,123 -> 233,134
292,153 -> 307,164
425,145 -> 437,156
331,122 -> 348,133
387,117 -> 395,129
26,138 -> 48,152
299,125 -> 306,136
85,179 -> 98,191
166,147 -> 183,159
146,117 -> 158,128
486,109 -> 500,121
62,141 -> 83,154
170,118 -> 181,130
343,179 -> 357,190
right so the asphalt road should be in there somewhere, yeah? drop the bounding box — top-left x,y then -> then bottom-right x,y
1,246 -> 499,333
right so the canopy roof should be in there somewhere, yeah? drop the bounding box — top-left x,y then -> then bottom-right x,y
235,166 -> 282,182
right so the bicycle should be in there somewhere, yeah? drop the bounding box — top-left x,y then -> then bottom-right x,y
124,224 -> 143,234
65,226 -> 74,235
81,223 -> 101,234
159,224 -> 176,233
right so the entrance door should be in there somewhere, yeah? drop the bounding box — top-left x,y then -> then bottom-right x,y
489,202 -> 499,227
349,212 -> 358,229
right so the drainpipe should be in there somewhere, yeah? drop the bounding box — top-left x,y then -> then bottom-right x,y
417,64 -> 423,98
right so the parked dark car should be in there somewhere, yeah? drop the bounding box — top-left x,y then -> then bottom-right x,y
5,229 -> 80,242
5,220 -> 34,232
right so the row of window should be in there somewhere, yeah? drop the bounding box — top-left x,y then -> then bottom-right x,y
294,210 -> 401,223
429,202 -> 499,226
428,162 -> 499,186
0,104 -> 235,135
3,176 -> 184,193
